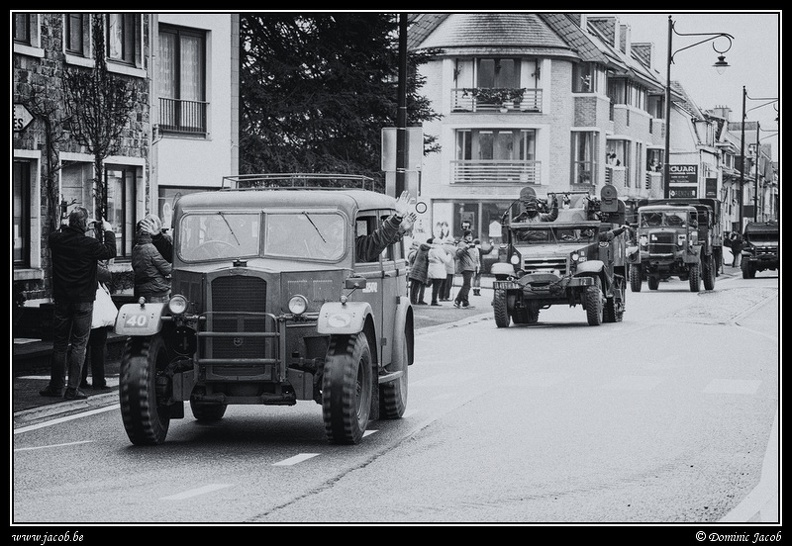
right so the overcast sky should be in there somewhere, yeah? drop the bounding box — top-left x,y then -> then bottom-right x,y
602,11 -> 780,160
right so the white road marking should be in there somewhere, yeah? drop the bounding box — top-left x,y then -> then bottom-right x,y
703,379 -> 762,395
362,430 -> 377,437
161,484 -> 233,500
272,453 -> 320,466
14,440 -> 94,452
14,405 -> 119,434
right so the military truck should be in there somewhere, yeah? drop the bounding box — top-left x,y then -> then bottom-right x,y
490,185 -> 628,327
630,198 -> 722,292
741,220 -> 779,278
114,174 -> 416,446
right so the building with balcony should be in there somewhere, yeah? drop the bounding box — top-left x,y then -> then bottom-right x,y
13,13 -> 238,310
407,13 -> 727,246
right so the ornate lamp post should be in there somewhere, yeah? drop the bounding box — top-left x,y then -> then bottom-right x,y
663,16 -> 734,198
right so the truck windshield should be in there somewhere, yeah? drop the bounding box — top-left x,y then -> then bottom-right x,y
514,226 -> 596,243
640,211 -> 687,228
264,212 -> 346,261
178,212 -> 261,262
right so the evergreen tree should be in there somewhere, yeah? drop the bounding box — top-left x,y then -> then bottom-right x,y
240,13 -> 440,190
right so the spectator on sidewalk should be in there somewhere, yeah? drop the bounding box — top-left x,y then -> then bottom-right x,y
427,238 -> 451,306
40,208 -> 116,401
80,260 -> 113,390
440,237 -> 457,301
453,231 -> 478,308
133,216 -> 173,303
408,239 -> 430,305
471,239 -> 484,297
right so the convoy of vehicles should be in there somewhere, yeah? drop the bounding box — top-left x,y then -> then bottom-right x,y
489,186 -> 629,327
741,220 -> 779,278
114,174 -> 415,446
111,168 -> 769,447
629,198 -> 723,292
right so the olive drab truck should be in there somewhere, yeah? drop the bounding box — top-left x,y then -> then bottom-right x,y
114,174 -> 416,446
630,198 -> 722,292
490,185 -> 628,327
740,220 -> 779,278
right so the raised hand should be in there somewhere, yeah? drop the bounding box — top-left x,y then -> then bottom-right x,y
394,191 -> 415,218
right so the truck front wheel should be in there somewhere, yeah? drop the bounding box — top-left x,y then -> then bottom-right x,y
120,336 -> 171,446
629,264 -> 642,292
586,277 -> 604,326
688,262 -> 701,292
322,333 -> 372,445
493,289 -> 511,328
703,255 -> 716,290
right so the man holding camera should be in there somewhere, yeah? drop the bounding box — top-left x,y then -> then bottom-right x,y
40,207 -> 116,401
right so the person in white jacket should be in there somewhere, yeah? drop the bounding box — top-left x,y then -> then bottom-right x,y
426,238 -> 452,306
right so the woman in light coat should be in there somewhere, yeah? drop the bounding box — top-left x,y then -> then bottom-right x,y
426,238 -> 451,306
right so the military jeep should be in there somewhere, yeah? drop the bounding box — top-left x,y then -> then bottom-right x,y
631,198 -> 722,292
490,185 -> 628,327
114,174 -> 415,446
741,220 -> 779,278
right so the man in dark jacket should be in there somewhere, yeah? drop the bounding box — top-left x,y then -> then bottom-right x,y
40,207 -> 116,400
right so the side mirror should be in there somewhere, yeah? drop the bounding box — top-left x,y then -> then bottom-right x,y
345,277 -> 367,290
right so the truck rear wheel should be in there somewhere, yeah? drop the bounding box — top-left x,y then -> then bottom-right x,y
648,276 -> 659,290
322,333 -> 372,445
688,262 -> 701,292
586,277 -> 603,326
379,332 -> 408,420
741,261 -> 756,279
119,336 -> 171,446
629,264 -> 642,292
493,289 -> 511,328
703,255 -> 716,290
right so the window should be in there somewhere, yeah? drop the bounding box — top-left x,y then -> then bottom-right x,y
65,13 -> 86,55
571,132 -> 598,185
477,58 -> 521,89
13,14 -> 31,44
106,13 -> 138,64
573,62 -> 597,93
13,161 -> 31,267
106,167 -> 138,257
158,25 -> 207,134
456,129 -> 536,161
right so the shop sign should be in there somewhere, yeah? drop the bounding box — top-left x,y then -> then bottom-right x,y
668,164 -> 697,186
13,103 -> 34,132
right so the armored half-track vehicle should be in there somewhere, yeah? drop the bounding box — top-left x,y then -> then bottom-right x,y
490,185 -> 628,327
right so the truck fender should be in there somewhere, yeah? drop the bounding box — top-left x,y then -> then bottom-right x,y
114,302 -> 166,336
575,260 -> 604,275
317,301 -> 372,335
392,297 -> 414,366
491,262 -> 515,278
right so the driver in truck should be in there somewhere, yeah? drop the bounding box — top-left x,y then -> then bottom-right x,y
356,191 -> 417,262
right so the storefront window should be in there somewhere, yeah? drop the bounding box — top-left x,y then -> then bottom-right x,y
13,161 -> 30,267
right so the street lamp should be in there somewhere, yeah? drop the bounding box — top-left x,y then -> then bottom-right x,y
663,16 -> 734,198
739,88 -> 778,224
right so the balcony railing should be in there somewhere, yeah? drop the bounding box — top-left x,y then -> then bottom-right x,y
159,97 -> 208,135
452,160 -> 541,185
451,88 -> 542,113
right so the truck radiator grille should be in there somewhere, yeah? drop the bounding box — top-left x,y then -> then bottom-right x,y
522,257 -> 567,275
205,276 -> 270,360
648,232 -> 675,254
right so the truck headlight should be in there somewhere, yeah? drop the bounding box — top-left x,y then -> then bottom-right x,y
168,295 -> 188,315
288,295 -> 309,315
510,254 -> 520,265
639,235 -> 648,249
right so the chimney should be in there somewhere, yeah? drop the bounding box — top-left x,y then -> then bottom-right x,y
620,24 -> 631,55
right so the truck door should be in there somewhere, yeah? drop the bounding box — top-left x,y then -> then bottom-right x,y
353,213 -> 386,364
